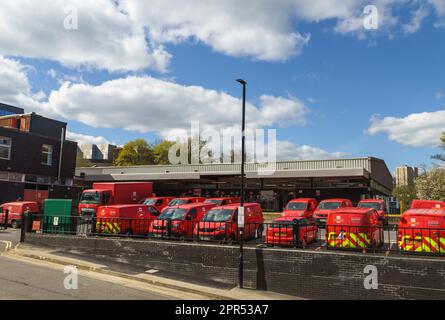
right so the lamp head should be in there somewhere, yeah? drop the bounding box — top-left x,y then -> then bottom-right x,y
236,79 -> 246,85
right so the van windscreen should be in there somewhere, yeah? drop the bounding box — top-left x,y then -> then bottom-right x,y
204,199 -> 223,205
168,199 -> 188,206
318,202 -> 341,210
286,202 -> 307,211
202,209 -> 234,222
143,199 -> 156,205
80,192 -> 101,204
158,208 -> 187,220
358,202 -> 381,210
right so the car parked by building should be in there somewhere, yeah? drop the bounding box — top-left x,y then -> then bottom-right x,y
398,208 -> 445,254
78,182 -> 153,219
410,199 -> 445,210
326,207 -> 384,250
194,203 -> 264,243
204,197 -> 240,206
96,204 -> 160,236
167,197 -> 206,207
266,217 -> 318,248
313,198 -> 353,227
149,203 -> 215,239
357,199 -> 388,225
282,198 -> 318,219
0,201 -> 39,228
141,196 -> 174,212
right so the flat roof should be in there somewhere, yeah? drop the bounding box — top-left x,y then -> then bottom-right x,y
76,157 -> 393,193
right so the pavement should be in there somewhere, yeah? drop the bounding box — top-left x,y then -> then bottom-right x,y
0,255 -> 173,300
0,229 -> 300,300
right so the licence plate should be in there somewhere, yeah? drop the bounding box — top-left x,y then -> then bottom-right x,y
200,236 -> 211,241
274,233 -> 287,237
152,234 -> 162,238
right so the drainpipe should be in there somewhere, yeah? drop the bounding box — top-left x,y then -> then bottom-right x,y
57,127 -> 65,184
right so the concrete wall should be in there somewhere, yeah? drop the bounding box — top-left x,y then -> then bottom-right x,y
26,234 -> 445,300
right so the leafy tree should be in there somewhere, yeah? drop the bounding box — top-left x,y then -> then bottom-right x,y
431,132 -> 445,162
392,185 -> 417,209
114,139 -> 154,166
153,140 -> 175,165
415,167 -> 445,201
76,154 -> 92,167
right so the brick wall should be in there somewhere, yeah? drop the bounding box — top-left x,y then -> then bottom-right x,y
26,234 -> 445,299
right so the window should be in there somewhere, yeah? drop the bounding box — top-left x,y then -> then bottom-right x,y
0,137 -> 11,160
41,144 -> 53,165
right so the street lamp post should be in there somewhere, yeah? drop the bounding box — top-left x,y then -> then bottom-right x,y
236,78 -> 246,289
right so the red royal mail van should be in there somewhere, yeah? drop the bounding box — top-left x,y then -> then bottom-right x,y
167,197 -> 206,207
204,197 -> 240,206
398,208 -> 445,254
282,198 -> 318,219
358,199 -> 388,225
326,207 -> 384,250
194,203 -> 264,243
410,200 -> 445,210
313,198 -> 353,227
141,197 -> 174,212
96,204 -> 160,236
0,201 -> 40,228
149,203 -> 216,240
266,217 -> 317,248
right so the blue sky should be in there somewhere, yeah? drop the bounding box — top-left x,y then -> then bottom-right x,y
1,1 -> 445,173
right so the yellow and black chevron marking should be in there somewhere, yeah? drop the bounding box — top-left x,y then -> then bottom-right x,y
399,235 -> 445,253
328,232 -> 371,249
96,221 -> 121,234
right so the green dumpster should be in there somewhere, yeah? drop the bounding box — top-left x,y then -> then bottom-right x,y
42,199 -> 76,234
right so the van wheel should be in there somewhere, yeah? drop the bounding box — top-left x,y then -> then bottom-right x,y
226,237 -> 234,245
124,229 -> 133,237
11,220 -> 19,229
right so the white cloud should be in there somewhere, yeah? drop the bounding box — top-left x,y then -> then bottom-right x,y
0,0 -> 443,71
403,7 -> 429,34
275,140 -> 348,160
38,76 -> 309,135
0,55 -> 348,161
119,0 -> 311,62
47,69 -> 57,79
0,0 -> 170,73
367,111 -> 445,147
0,55 -> 31,104
429,0 -> 445,16
66,131 -> 111,145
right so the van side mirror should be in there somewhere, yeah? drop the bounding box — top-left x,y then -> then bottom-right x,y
186,215 -> 192,221
378,216 -> 384,222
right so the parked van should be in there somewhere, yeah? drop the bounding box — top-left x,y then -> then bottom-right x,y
194,203 -> 264,243
410,200 -> 445,210
96,204 -> 160,236
282,198 -> 318,219
141,197 -> 174,212
0,201 -> 39,228
149,203 -> 216,239
167,197 -> 206,207
398,208 -> 445,254
204,197 -> 240,206
313,198 -> 353,227
326,207 -> 384,250
266,217 -> 317,248
358,199 -> 388,225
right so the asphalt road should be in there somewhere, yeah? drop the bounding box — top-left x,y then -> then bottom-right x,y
0,256 -> 173,300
